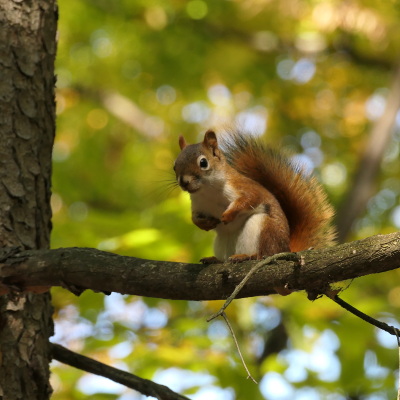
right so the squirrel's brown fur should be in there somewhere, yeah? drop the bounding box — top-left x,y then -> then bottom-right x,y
221,132 -> 336,252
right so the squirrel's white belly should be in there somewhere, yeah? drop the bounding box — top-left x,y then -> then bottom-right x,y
214,213 -> 266,261
190,183 -> 266,260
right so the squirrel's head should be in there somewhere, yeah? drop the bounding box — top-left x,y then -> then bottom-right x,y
174,130 -> 225,193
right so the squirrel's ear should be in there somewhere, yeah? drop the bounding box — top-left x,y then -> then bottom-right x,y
204,130 -> 217,146
178,135 -> 187,150
204,130 -> 221,158
203,130 -> 221,158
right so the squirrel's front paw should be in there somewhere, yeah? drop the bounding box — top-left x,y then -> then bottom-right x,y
221,210 -> 236,224
193,214 -> 220,231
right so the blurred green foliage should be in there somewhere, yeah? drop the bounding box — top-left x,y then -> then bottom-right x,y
51,1 -> 400,399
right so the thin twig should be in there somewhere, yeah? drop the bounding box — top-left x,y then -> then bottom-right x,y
330,294 -> 400,398
394,327 -> 400,347
51,343 -> 190,400
221,312 -> 258,384
207,252 -> 299,322
394,328 -> 400,400
329,295 -> 400,337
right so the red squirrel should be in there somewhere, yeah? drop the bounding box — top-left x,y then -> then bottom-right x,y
174,130 -> 336,263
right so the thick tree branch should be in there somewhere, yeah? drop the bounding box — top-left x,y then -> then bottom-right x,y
51,343 -> 190,400
0,232 -> 399,300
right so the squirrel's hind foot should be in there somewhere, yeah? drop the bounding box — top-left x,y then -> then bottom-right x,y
228,253 -> 257,263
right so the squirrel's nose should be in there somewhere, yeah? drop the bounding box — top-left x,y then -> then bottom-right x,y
179,176 -> 191,190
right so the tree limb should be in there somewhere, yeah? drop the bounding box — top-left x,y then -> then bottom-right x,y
51,343 -> 190,400
0,232 -> 399,299
336,64 -> 400,242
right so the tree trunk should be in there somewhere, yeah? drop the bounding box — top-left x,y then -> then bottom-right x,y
0,1 -> 57,398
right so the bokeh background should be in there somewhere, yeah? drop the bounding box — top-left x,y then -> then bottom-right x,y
50,1 -> 400,399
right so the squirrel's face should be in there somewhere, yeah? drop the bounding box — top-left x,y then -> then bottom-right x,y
174,131 -> 224,194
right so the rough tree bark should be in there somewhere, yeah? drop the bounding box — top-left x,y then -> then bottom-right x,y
0,1 -> 57,399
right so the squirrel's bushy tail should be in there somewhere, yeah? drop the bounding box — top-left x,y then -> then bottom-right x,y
221,132 -> 336,251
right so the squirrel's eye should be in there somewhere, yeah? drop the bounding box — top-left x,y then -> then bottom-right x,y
198,156 -> 209,170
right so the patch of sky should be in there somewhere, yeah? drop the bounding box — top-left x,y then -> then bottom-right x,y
391,206 -> 400,229
365,89 -> 387,121
207,84 -> 231,106
367,189 -> 397,218
235,106 -> 268,136
182,101 -> 211,123
153,368 -> 214,393
108,341 -> 134,359
156,85 -> 176,105
260,372 -> 295,400
78,374 -> 124,395
281,328 -> 340,384
191,386 -> 235,400
277,58 -> 316,84
52,305 -> 93,345
252,303 -> 281,330
207,320 -> 229,341
364,350 -> 390,380
300,130 -> 321,149
290,154 -> 315,176
375,316 -> 400,349
91,29 -> 114,58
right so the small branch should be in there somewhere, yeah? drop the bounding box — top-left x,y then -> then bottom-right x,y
330,292 -> 400,398
51,343 -> 190,400
207,252 -> 299,321
395,330 -> 400,400
100,90 -> 162,138
329,295 -> 400,337
221,312 -> 258,384
69,86 -> 160,139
